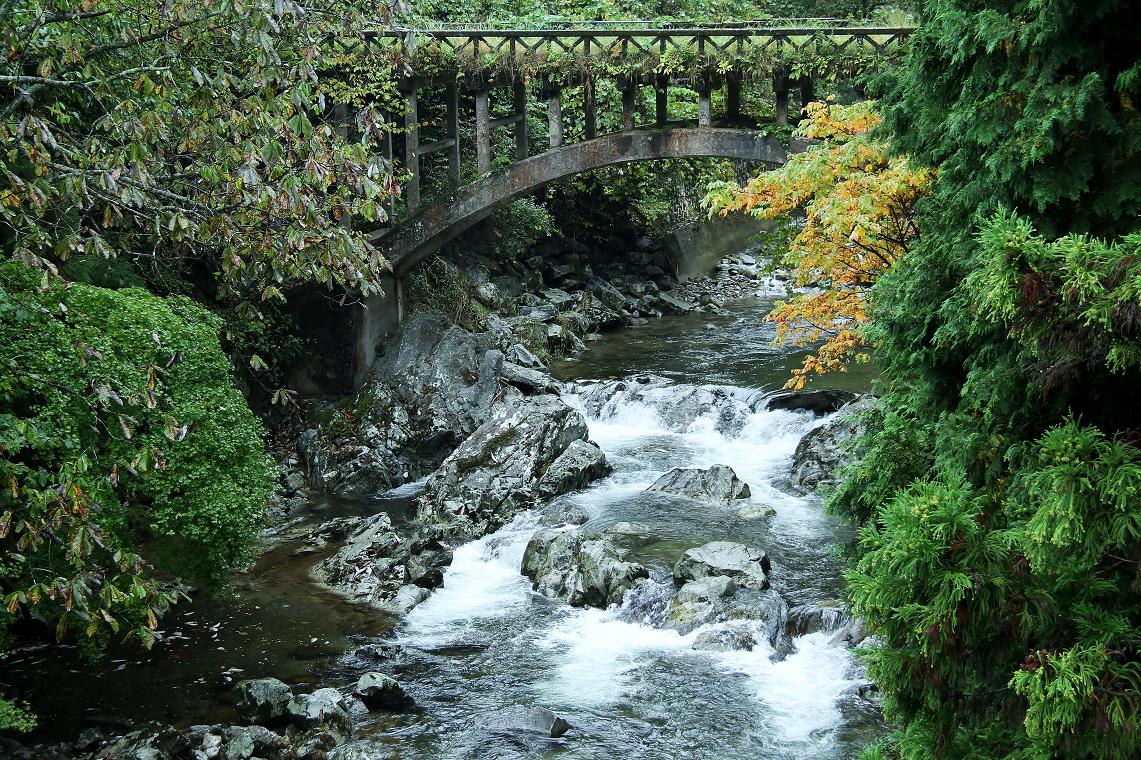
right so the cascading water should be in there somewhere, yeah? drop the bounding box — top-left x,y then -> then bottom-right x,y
381,360 -> 882,759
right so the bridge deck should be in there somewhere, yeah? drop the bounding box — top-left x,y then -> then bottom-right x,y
371,20 -> 913,58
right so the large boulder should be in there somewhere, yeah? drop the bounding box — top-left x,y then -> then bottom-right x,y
352,672 -> 414,711
286,688 -> 352,735
311,513 -> 409,610
674,541 -> 771,590
93,724 -> 191,760
790,396 -> 876,491
760,389 -> 857,415
521,529 -> 649,608
233,678 -> 294,725
301,313 -> 510,497
417,395 -> 606,541
537,439 -> 611,498
647,465 -> 750,503
665,582 -> 792,656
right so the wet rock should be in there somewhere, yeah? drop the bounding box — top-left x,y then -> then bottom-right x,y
290,728 -> 343,760
233,678 -> 293,725
761,389 -> 857,415
667,585 -> 792,658
328,742 -> 391,760
222,726 -> 286,758
654,292 -> 694,314
353,642 -> 403,661
222,732 -> 253,760
500,706 -> 573,738
382,584 -> 430,615
787,603 -> 849,636
647,464 -> 750,503
676,576 -> 737,603
353,672 -> 414,711
538,506 -> 589,527
506,343 -> 547,370
302,313 -> 507,497
692,625 -> 758,652
604,521 -> 655,545
418,395 -> 603,541
311,513 -> 406,609
500,362 -> 559,395
286,689 -> 351,734
574,375 -> 751,436
537,439 -> 611,498
738,504 -> 777,519
522,529 -> 649,608
93,723 -> 191,760
674,541 -> 771,590
827,617 -> 869,648
790,396 -> 876,491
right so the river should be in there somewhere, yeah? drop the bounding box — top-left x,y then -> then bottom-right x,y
4,291 -> 882,757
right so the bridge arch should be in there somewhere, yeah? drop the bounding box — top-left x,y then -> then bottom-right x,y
373,127 -> 795,277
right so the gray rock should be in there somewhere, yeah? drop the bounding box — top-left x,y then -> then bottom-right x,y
233,678 -> 293,725
222,733 -> 253,760
537,439 -> 611,498
506,343 -> 547,370
290,728 -> 344,760
221,727 -> 286,757
738,504 -> 777,519
790,396 -> 876,490
541,288 -> 575,309
674,541 -> 771,590
500,362 -> 559,395
302,313 -> 506,497
604,521 -> 655,544
675,576 -> 737,604
93,724 -> 190,760
539,506 -> 589,527
762,389 -> 857,415
380,584 -> 430,616
312,513 -> 406,609
655,292 -> 693,314
827,617 -> 869,648
647,465 -> 750,503
353,672 -> 413,711
787,603 -> 849,636
418,395 -> 602,541
286,688 -> 351,734
522,529 -> 649,608
500,706 -> 573,738
692,625 -> 758,652
328,742 -> 392,760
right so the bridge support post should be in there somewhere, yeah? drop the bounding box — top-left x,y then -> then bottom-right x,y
655,75 -> 668,126
799,76 -> 816,118
445,82 -> 461,188
619,76 -> 638,130
513,81 -> 528,160
726,74 -> 741,120
697,84 -> 713,128
474,87 -> 491,175
544,81 -> 563,148
774,70 -> 790,127
401,82 -> 420,211
583,78 -> 597,139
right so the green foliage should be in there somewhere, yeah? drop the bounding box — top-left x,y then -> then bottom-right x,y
0,260 -> 273,652
484,198 -> 555,263
1,0 -> 395,302
829,0 -> 1141,757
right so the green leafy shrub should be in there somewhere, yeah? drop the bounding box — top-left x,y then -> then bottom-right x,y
0,261 -> 273,653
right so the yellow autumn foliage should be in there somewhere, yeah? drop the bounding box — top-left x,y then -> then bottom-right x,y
705,101 -> 933,389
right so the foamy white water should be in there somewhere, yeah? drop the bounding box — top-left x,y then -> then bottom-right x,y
392,377 -> 867,759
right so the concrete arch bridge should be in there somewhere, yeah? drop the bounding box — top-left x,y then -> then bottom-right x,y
304,20 -> 911,390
